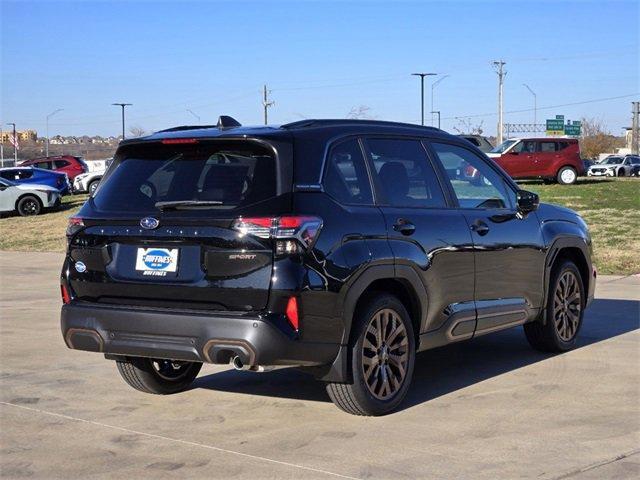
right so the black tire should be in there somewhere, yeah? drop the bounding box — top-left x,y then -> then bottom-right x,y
326,294 -> 415,416
17,195 -> 42,216
617,169 -> 625,177
116,357 -> 202,394
88,179 -> 100,195
557,166 -> 578,185
524,260 -> 585,353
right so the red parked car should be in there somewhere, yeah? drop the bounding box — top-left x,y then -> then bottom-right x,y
486,138 -> 584,185
19,155 -> 88,182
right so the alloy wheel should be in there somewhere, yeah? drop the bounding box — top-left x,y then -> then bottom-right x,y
21,199 -> 39,215
362,308 -> 409,400
553,271 -> 582,341
561,169 -> 576,184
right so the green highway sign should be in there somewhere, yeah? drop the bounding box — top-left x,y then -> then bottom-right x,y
545,116 -> 582,137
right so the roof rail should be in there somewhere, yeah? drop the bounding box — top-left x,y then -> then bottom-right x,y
281,119 -> 441,131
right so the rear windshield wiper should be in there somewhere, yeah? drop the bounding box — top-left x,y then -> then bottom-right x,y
155,200 -> 224,211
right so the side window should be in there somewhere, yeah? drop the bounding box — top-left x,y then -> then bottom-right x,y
540,141 -> 557,153
323,139 -> 373,205
513,140 -> 536,153
365,138 -> 446,208
36,161 -> 53,170
431,142 -> 515,210
54,160 -> 69,168
17,170 -> 33,180
557,142 -> 570,151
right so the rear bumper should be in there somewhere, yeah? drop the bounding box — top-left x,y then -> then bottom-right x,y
61,302 -> 340,367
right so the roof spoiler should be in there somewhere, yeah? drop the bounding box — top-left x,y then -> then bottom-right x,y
217,115 -> 242,129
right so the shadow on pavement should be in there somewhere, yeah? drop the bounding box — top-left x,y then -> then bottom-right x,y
193,298 -> 640,406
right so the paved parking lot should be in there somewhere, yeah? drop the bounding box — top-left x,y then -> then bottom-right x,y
1,251 -> 638,479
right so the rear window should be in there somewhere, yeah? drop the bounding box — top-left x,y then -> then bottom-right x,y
93,141 -> 277,213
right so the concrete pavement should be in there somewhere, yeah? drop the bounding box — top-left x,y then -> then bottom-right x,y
1,251 -> 638,479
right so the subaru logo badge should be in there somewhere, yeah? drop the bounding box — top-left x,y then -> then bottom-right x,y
140,217 -> 159,230
74,261 -> 87,273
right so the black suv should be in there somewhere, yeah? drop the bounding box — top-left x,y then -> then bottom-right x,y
61,117 -> 595,415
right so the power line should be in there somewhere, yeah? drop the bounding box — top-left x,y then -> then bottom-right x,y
442,93 -> 639,121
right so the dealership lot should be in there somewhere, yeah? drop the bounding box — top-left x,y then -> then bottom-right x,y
1,251 -> 638,479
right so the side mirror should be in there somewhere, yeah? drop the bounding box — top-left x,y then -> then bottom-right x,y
516,190 -> 539,214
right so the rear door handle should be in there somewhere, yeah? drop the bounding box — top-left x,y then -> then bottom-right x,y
470,220 -> 490,236
393,219 -> 416,236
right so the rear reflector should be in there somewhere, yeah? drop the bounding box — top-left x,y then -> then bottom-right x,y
161,138 -> 199,144
61,285 -> 71,304
286,296 -> 299,331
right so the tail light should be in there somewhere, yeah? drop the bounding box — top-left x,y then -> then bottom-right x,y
66,216 -> 85,236
232,216 -> 322,255
61,284 -> 71,304
285,296 -> 299,331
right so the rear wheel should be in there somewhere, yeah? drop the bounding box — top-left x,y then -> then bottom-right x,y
557,166 -> 577,185
524,260 -> 584,352
326,294 -> 415,416
17,195 -> 42,216
116,357 -> 202,394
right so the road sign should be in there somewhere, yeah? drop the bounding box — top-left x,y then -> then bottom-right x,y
545,116 -> 582,137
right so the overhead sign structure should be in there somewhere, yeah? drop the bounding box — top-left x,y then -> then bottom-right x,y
545,115 -> 581,137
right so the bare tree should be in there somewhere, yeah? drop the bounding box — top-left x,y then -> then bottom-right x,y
453,118 -> 484,135
129,126 -> 147,138
346,105 -> 373,120
579,117 -> 624,159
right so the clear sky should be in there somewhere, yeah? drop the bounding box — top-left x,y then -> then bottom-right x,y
1,0 -> 638,137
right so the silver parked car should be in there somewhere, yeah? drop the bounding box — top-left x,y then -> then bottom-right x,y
0,177 -> 61,216
587,156 -> 635,177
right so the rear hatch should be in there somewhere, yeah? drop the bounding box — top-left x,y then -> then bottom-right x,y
67,138 -> 291,312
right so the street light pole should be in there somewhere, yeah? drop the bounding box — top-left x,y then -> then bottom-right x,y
523,84 -> 537,126
411,73 -> 437,126
431,111 -> 441,129
46,108 -> 63,157
112,103 -> 132,140
431,75 -> 449,126
7,123 -> 17,163
186,109 -> 200,122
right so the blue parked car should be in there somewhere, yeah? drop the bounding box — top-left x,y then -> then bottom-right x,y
0,167 -> 71,195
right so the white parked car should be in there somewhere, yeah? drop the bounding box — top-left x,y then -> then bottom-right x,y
587,156 -> 635,177
73,158 -> 111,194
73,170 -> 104,195
0,177 -> 61,216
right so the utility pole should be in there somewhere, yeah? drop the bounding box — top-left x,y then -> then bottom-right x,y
492,60 -> 507,144
411,73 -> 437,125
112,103 -> 132,140
262,85 -> 275,125
46,108 -> 63,157
431,111 -> 441,129
632,102 -> 639,153
186,109 -> 200,122
431,75 -> 449,126
7,123 -> 17,163
523,84 -> 537,126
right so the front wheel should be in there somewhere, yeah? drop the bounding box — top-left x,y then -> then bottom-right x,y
116,357 -> 202,394
524,260 -> 585,352
557,166 -> 578,185
88,179 -> 100,195
326,294 -> 415,416
17,195 -> 42,216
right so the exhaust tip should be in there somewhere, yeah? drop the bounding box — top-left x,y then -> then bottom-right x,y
231,355 -> 247,371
